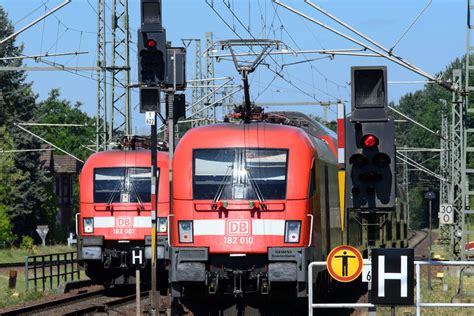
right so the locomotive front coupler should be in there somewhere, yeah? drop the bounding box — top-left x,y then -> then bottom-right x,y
120,250 -> 128,269
205,272 -> 219,294
233,270 -> 243,297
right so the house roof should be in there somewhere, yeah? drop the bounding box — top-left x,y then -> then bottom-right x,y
40,147 -> 79,174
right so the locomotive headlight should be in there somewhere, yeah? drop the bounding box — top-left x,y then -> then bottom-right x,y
83,217 -> 94,234
178,221 -> 193,243
284,220 -> 301,243
158,217 -> 167,233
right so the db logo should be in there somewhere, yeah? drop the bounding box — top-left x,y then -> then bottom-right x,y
116,217 -> 132,228
227,220 -> 250,235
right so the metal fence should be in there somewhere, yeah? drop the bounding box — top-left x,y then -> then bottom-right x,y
308,260 -> 474,316
24,251 -> 81,290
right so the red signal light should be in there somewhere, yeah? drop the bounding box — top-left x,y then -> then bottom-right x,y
147,39 -> 157,48
363,134 -> 378,148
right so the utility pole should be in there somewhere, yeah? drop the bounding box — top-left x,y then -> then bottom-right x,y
96,0 -> 107,151
205,32 -> 215,122
194,39 -> 203,127
96,0 -> 132,151
402,153 -> 410,229
108,0 -> 132,141
181,38 -> 203,127
450,69 -> 464,257
439,99 -> 451,243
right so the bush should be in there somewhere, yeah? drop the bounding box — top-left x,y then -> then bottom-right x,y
20,235 -> 35,251
0,205 -> 16,248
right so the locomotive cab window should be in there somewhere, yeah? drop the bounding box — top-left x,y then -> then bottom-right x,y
193,148 -> 288,200
94,167 -> 155,203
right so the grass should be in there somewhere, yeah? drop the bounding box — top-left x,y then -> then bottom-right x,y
0,244 -> 87,310
0,270 -> 54,309
377,273 -> 474,315
0,245 -> 75,264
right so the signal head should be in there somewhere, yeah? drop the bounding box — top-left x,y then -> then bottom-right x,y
147,39 -> 157,48
362,134 -> 378,148
349,153 -> 369,167
373,152 -> 391,167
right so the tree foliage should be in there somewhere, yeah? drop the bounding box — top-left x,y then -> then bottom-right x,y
0,7 -> 57,243
34,89 -> 96,162
0,127 -> 22,246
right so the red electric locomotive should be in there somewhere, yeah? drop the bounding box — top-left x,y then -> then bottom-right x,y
77,149 -> 169,285
169,114 -> 408,301
169,120 -> 343,299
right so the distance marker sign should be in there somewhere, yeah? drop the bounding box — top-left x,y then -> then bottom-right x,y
327,245 -> 363,282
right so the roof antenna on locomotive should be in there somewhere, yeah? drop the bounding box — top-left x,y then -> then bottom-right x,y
212,39 -> 287,123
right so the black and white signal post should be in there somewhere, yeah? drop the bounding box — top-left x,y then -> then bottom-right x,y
138,1 -> 186,314
345,66 -> 398,315
138,1 -> 166,314
371,248 -> 414,306
131,247 -> 145,316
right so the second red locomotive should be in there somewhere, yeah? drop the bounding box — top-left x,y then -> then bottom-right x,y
77,149 -> 169,286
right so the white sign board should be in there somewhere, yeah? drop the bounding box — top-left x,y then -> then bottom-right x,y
145,111 -> 156,126
36,225 -> 49,247
362,264 -> 372,283
439,203 -> 454,225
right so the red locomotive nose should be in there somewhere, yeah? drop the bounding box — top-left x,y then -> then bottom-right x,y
362,134 -> 378,148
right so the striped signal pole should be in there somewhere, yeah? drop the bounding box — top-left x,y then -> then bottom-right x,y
337,102 -> 346,232
150,111 -> 159,312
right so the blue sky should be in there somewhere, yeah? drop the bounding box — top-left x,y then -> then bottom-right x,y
1,0 -> 465,133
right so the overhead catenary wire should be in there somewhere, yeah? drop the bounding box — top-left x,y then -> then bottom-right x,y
207,0 -> 332,105
218,0 -> 347,115
14,123 -> 84,163
0,0 -> 72,45
303,0 -> 433,79
273,0 -> 456,92
390,0 -> 432,52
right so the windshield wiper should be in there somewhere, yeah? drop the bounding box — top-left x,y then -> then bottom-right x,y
106,180 -> 123,208
213,165 -> 233,204
246,168 -> 266,207
129,180 -> 145,211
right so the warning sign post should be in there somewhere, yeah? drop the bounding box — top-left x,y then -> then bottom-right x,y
326,245 -> 363,283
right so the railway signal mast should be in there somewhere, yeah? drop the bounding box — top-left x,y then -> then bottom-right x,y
138,1 -> 186,314
138,2 -> 164,314
345,66 -> 397,246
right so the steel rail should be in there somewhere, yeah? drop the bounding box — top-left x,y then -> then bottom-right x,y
1,289 -> 105,316
62,291 -> 149,316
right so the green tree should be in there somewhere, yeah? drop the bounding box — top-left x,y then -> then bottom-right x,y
0,6 -> 57,241
33,89 -> 96,237
35,89 -> 96,161
0,127 -> 22,246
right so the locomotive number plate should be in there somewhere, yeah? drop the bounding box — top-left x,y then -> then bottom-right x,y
113,228 -> 136,235
223,236 -> 254,245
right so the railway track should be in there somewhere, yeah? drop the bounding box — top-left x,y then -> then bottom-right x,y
0,287 -> 151,316
1,234 -> 430,316
408,229 -> 431,259
408,229 -> 428,248
1,289 -> 105,316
